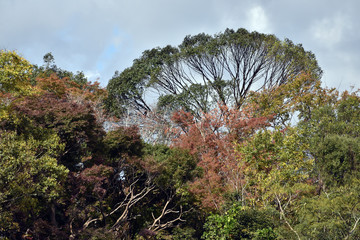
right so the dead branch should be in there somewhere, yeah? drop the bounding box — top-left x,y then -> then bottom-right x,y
82,176 -> 156,231
275,194 -> 301,240
148,197 -> 186,232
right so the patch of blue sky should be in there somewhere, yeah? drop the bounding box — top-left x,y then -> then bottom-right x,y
96,44 -> 117,72
96,26 -> 133,73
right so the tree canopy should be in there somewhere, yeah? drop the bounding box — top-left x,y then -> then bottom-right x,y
107,28 -> 322,116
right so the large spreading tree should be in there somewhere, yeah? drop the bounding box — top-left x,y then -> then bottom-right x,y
107,28 -> 322,117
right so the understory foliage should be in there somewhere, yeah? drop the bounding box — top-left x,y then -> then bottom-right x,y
1,28 -> 360,240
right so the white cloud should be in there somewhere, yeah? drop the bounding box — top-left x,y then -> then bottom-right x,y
1,0 -> 360,90
245,6 -> 272,33
84,70 -> 101,83
311,13 -> 351,48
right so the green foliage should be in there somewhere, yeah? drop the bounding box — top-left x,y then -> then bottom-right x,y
170,226 -> 197,240
236,127 -> 314,206
299,91 -> 360,188
246,72 -> 323,127
234,127 -> 315,239
202,204 -> 277,240
77,228 -> 119,240
0,50 -> 34,122
253,227 -> 277,240
0,131 -> 68,235
297,178 -> 360,239
289,90 -> 360,239
316,134 -> 360,186
107,28 -> 322,117
104,126 -> 144,160
0,50 -> 33,95
143,145 -> 200,190
106,45 -> 178,116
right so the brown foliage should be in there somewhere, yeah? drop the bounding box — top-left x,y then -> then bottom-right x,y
9,91 -> 105,169
36,73 -> 108,124
171,104 -> 271,210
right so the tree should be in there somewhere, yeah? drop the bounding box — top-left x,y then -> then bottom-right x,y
0,50 -> 34,121
246,72 -> 325,128
1,72 -> 108,171
0,51 -> 202,238
286,90 -> 360,239
298,90 -> 360,189
7,91 -> 105,170
63,126 -> 199,239
0,51 -> 111,238
33,52 -> 88,86
107,28 -> 322,117
202,204 -> 277,240
297,178 -> 360,239
0,131 -> 68,238
170,104 -> 270,210
235,127 -> 314,239
0,50 -> 33,95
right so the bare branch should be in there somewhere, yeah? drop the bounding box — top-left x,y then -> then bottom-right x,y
148,197 -> 186,232
275,194 -> 301,240
82,175 -> 156,231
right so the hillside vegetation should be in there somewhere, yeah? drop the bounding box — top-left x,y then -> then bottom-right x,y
1,29 -> 360,239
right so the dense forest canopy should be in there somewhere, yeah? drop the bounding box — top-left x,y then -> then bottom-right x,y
1,28 -> 360,240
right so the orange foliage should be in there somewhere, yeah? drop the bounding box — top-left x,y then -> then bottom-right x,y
35,74 -> 108,124
171,104 -> 271,210
36,73 -> 107,101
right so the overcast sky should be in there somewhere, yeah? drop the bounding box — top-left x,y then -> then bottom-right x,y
1,0 -> 359,91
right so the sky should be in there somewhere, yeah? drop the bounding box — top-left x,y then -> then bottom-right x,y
1,0 -> 359,91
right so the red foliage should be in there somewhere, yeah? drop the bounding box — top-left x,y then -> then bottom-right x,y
10,92 -> 105,169
77,164 -> 113,198
36,73 -> 107,101
65,164 -> 114,233
171,104 -> 271,210
35,74 -> 108,125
